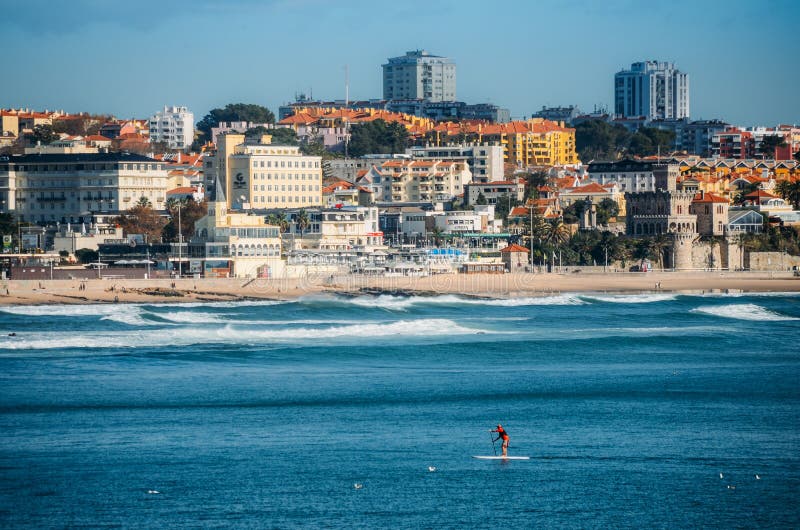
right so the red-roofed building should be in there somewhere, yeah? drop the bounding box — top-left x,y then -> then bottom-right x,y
322,180 -> 372,207
690,191 -> 729,235
500,243 -> 530,271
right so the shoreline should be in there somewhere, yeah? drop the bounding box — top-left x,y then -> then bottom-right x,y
0,271 -> 798,306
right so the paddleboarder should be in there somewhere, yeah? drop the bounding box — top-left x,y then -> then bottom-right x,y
490,424 -> 510,457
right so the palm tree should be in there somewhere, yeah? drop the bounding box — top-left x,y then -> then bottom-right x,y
775,180 -> 800,209
267,212 -> 289,233
295,209 -> 310,238
544,219 -> 570,246
650,234 -> 672,270
136,196 -> 152,208
429,227 -> 444,247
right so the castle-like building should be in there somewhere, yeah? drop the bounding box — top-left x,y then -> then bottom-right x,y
625,164 -> 738,270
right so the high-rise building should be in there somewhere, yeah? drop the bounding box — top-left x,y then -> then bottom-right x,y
149,106 -> 194,150
614,61 -> 689,120
382,50 -> 456,102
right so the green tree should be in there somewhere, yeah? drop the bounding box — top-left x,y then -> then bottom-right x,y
267,212 -> 289,233
267,127 -> 299,145
300,138 -> 329,157
493,193 -> 519,220
759,135 -> 787,160
136,196 -> 152,208
475,192 -> 488,205
26,124 -> 58,145
348,119 -> 408,157
75,248 -> 99,264
523,170 -> 549,199
114,203 -> 167,242
244,125 -> 272,140
596,198 -> 620,224
196,103 -> 275,137
775,180 -> 800,209
295,209 -> 310,237
162,198 -> 208,243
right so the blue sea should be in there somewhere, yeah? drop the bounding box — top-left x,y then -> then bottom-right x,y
1,292 -> 799,528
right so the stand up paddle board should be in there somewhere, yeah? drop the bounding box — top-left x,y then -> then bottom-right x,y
472,455 -> 530,460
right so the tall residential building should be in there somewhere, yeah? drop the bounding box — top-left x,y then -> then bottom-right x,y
149,106 -> 194,149
0,153 -> 168,223
382,50 -> 456,102
206,133 -> 322,210
614,61 -> 689,120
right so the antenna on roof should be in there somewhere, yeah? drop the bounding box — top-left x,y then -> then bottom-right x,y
344,64 -> 349,108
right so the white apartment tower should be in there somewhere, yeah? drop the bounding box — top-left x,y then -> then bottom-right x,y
614,61 -> 689,120
149,106 -> 194,150
382,50 -> 456,102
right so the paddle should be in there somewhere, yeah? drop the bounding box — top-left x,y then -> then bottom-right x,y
489,430 -> 497,456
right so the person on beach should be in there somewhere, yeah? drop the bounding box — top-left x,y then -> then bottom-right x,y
490,424 -> 510,456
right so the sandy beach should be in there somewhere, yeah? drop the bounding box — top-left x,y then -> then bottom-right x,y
0,271 -> 798,306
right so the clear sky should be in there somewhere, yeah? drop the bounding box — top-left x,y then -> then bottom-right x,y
2,0 -> 798,126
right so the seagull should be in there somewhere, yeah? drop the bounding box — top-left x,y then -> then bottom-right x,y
755,474 -> 760,480
147,490 -> 160,495
719,473 -> 723,479
353,483 -> 363,490
428,466 -> 437,472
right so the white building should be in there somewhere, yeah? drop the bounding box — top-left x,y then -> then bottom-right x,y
382,50 -> 456,102
614,61 -> 689,120
406,144 -> 505,182
287,207 -> 383,251
357,159 -> 471,204
0,153 -> 169,224
149,106 -> 194,150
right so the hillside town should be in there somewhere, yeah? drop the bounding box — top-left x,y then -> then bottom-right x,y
2,54 -> 799,281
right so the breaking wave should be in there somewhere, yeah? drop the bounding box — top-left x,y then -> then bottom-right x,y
0,318 -> 492,352
690,304 -> 799,321
581,293 -> 679,304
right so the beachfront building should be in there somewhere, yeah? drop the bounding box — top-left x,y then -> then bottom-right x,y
0,152 -> 168,223
206,133 -> 322,210
285,206 -> 383,252
190,181 -> 283,278
149,106 -> 194,150
500,243 -> 530,271
690,191 -> 729,236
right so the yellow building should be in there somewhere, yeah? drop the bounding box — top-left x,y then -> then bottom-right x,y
429,119 -> 578,167
192,180 -> 284,278
208,133 -> 322,209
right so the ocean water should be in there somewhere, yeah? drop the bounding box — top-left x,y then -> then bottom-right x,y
0,292 -> 799,528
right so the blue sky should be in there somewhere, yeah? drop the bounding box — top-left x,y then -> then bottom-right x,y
2,0 -> 798,126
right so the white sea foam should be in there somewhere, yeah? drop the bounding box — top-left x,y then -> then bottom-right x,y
0,304 -> 123,317
582,293 -> 678,304
341,293 -> 585,310
0,318 -> 491,352
691,304 -> 799,321
156,311 -> 227,324
100,306 -> 158,326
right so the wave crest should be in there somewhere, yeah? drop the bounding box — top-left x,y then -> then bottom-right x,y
691,303 -> 799,321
